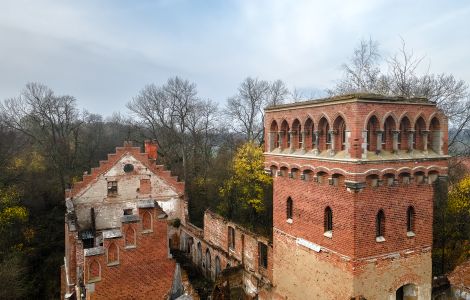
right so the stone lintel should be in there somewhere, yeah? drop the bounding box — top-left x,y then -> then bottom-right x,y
84,246 -> 105,257
121,215 -> 140,223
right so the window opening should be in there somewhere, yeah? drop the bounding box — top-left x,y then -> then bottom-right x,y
107,181 -> 118,196
258,242 -> 268,268
228,226 -> 235,249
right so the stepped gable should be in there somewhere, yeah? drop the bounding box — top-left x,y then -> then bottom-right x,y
66,142 -> 184,199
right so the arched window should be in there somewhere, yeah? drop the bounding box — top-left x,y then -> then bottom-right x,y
270,120 -> 279,150
215,256 -> 221,278
333,116 -> 346,152
302,170 -> 313,181
197,242 -> 202,266
324,207 -> 333,236
384,173 -> 395,187
125,227 -> 136,248
383,115 -> 397,152
205,249 -> 212,278
331,174 -> 344,187
399,117 -> 411,150
279,166 -> 288,177
366,174 -> 380,188
142,211 -> 152,232
316,171 -> 327,184
399,173 -> 411,185
290,168 -> 299,179
428,171 -> 439,184
88,260 -> 101,282
414,116 -> 426,151
280,120 -> 290,149
429,117 -> 441,153
304,118 -> 314,150
107,242 -> 119,265
407,206 -> 415,233
366,115 -> 379,152
270,165 -> 278,177
228,226 -> 235,249
318,117 -> 330,152
292,119 -> 301,150
415,171 -> 425,184
286,198 -> 293,220
376,210 -> 385,239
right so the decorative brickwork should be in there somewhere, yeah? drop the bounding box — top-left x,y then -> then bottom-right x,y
265,94 -> 448,299
62,142 -> 183,300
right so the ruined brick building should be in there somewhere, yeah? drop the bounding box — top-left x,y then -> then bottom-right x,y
264,94 -> 448,299
61,141 -> 186,299
62,93 -> 449,300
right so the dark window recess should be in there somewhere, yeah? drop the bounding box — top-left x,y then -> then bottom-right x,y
123,163 -> 134,173
228,226 -> 235,249
324,207 -> 333,232
107,181 -> 118,196
83,238 -> 94,249
407,206 -> 415,232
80,230 -> 95,249
258,242 -> 268,268
376,210 -> 385,237
286,198 -> 293,219
123,209 -> 133,215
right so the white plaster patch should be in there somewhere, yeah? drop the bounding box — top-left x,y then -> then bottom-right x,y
296,238 -> 321,252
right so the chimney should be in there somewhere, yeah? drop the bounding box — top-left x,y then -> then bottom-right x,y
123,140 -> 133,147
144,140 -> 158,161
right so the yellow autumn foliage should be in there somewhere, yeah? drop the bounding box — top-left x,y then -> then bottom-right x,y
448,175 -> 470,214
0,186 -> 28,231
220,142 -> 272,213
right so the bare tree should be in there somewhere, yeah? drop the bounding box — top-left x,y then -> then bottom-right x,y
127,77 -> 219,182
226,77 -> 289,143
267,80 -> 289,106
329,38 -> 470,150
0,83 -> 83,191
328,38 -> 383,95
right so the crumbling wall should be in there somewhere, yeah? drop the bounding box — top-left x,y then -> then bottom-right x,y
73,154 -> 181,230
272,229 -> 354,300
82,207 -> 175,300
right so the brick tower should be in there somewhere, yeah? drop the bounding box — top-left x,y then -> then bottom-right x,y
264,94 -> 448,299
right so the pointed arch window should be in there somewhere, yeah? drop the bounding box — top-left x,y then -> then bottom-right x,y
324,207 -> 333,238
215,256 -> 221,278
376,210 -> 385,242
125,227 -> 136,248
142,211 -> 153,232
107,242 -> 119,265
88,260 -> 101,282
286,197 -> 293,222
407,206 -> 415,236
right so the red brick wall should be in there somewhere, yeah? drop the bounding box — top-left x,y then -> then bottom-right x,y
83,208 -> 175,300
266,97 -> 446,298
203,211 -> 273,281
353,182 -> 433,258
273,174 -> 356,256
265,99 -> 448,157
271,165 -> 440,258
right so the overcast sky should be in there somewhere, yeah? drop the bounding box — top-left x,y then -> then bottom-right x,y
1,0 -> 469,116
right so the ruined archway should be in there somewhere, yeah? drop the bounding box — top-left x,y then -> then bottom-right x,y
396,283 -> 418,300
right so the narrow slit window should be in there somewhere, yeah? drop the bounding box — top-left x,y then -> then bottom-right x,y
258,242 -> 268,269
324,207 -> 333,232
407,206 -> 415,233
376,210 -> 385,238
228,226 -> 235,250
286,198 -> 293,220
